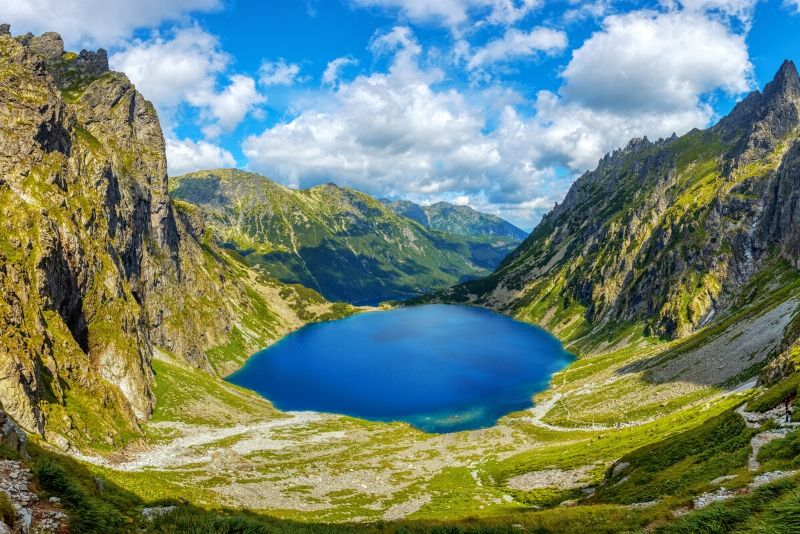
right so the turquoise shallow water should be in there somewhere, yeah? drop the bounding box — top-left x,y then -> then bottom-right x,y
227,304 -> 574,433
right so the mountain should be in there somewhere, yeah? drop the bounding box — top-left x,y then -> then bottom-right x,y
382,199 -> 529,241
4,23 -> 800,532
169,169 -> 518,304
430,60 -> 800,362
0,27 -> 351,451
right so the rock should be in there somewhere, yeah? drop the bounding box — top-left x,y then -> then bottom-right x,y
750,470 -> 799,488
710,475 -> 738,485
611,461 -> 630,479
28,32 -> 64,60
93,476 -> 105,495
142,505 -> 178,521
693,488 -> 736,509
0,24 -> 10,36
0,411 -> 27,459
75,48 -> 109,77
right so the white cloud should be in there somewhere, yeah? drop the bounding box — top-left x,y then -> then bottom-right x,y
111,27 -> 229,109
349,0 -> 543,31
665,0 -> 758,25
323,57 -> 359,85
166,138 -> 235,176
243,27 -> 558,227
559,10 -> 752,115
563,0 -> 614,23
467,27 -> 568,70
242,4 -> 755,229
259,59 -> 301,86
111,27 -> 265,136
191,75 -> 266,136
1,0 -> 220,47
785,0 -> 800,13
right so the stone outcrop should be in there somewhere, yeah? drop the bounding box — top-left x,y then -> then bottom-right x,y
0,411 -> 26,459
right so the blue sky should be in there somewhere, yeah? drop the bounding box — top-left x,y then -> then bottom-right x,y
4,0 -> 800,229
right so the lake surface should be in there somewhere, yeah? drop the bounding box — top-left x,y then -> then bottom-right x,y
228,304 -> 574,433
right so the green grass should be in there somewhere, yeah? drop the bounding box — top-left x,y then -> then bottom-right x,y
758,429 -> 800,471
590,411 -> 754,505
747,372 -> 800,413
662,477 -> 800,534
0,490 -> 15,528
149,356 -> 277,427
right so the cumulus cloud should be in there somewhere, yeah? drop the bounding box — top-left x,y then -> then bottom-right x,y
349,0 -> 543,31
467,27 -> 568,70
323,57 -> 359,85
166,138 -> 236,176
242,3 -> 755,229
559,10 -> 752,115
191,75 -> 266,137
520,7 -> 752,172
243,27 -> 559,227
2,0 -> 220,47
111,27 -> 265,136
259,59 -> 301,86
111,27 -> 228,109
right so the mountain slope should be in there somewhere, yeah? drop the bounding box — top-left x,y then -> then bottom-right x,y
382,199 -> 528,241
169,169 -> 515,304
433,61 -> 800,355
0,27 -> 349,452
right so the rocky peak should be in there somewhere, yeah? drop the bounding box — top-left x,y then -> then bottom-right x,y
715,60 -> 800,165
764,59 -> 800,102
1,24 -> 110,89
74,48 -> 109,77
28,31 -> 64,60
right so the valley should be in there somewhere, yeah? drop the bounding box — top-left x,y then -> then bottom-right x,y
169,170 -> 526,305
1,21 -> 800,534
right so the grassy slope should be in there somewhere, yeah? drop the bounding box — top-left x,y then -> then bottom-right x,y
7,372 -> 799,533
69,268 -> 795,526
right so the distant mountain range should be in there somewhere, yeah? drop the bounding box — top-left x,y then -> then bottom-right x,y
169,169 -> 526,305
381,199 -> 528,241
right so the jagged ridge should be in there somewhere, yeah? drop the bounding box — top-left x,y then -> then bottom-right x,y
437,60 -> 800,348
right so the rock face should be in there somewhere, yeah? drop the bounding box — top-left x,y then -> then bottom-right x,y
440,60 -> 800,343
170,169 -> 511,304
0,27 -> 346,450
0,411 -> 26,458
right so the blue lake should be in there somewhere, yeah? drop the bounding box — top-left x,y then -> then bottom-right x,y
227,304 -> 574,433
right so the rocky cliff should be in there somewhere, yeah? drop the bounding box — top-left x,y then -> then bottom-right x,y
0,27 -> 349,451
435,61 -> 800,350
